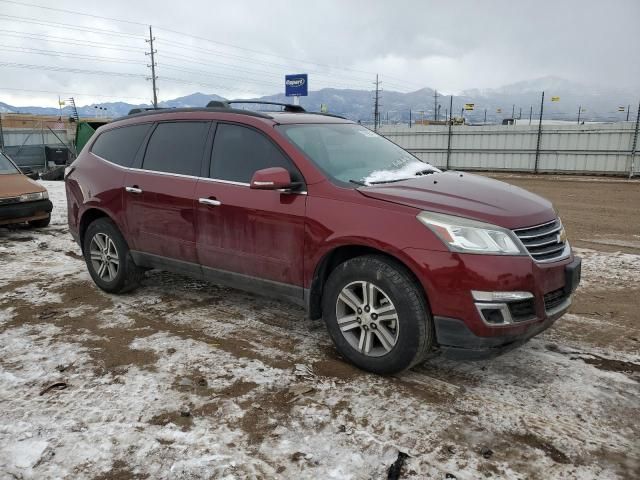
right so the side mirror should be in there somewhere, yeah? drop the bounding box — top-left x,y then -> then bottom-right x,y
250,167 -> 295,190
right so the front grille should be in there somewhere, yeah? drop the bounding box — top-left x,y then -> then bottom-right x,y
508,299 -> 536,321
513,218 -> 567,262
0,196 -> 20,206
544,288 -> 568,311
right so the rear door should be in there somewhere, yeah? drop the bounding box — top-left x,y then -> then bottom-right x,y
195,123 -> 306,295
124,121 -> 212,265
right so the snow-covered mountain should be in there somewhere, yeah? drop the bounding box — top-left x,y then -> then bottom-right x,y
1,77 -> 636,123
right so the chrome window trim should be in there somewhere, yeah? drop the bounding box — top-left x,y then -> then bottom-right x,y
91,153 -> 307,194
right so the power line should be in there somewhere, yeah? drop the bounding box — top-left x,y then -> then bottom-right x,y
0,4 -> 418,93
0,61 -> 146,78
0,0 -> 148,26
155,26 -> 425,90
0,13 -> 144,38
0,30 -> 147,53
154,38 -> 376,86
0,46 -> 141,64
155,39 -> 391,92
160,64 -> 282,89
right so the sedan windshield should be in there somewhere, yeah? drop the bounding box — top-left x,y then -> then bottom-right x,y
277,123 -> 439,185
0,152 -> 19,175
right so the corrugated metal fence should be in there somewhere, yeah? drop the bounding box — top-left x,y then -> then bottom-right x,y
377,123 -> 639,176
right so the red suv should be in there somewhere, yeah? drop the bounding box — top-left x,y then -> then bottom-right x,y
65,102 -> 581,374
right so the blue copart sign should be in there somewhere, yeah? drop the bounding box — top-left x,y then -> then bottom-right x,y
285,74 -> 308,97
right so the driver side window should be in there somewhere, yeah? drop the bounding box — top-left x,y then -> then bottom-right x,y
210,123 -> 302,183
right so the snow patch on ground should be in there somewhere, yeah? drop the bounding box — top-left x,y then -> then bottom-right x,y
574,247 -> 640,289
0,180 -> 638,479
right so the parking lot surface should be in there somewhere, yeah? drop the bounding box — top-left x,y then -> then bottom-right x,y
1,176 -> 639,479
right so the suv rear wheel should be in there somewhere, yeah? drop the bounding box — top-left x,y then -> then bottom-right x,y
322,255 -> 433,374
83,217 -> 143,293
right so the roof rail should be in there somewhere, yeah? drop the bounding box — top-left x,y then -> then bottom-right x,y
127,107 -> 166,115
207,100 -> 306,113
113,106 -> 273,123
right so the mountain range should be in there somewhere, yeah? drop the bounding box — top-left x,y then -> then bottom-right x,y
0,77 -> 636,124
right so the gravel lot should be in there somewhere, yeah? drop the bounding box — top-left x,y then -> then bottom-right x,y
1,176 -> 639,479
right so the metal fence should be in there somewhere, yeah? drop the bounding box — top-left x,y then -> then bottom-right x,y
377,123 -> 640,176
0,114 -> 73,169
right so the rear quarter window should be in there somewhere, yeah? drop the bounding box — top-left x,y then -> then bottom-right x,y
91,124 -> 152,168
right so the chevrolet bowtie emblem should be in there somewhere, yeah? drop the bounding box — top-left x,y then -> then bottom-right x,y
558,229 -> 567,243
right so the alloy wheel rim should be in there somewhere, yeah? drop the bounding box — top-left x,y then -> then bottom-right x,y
89,233 -> 119,282
335,281 -> 399,357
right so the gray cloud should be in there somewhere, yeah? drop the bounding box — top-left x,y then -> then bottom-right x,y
0,0 -> 638,107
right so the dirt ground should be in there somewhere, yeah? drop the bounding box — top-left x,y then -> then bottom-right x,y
0,178 -> 639,479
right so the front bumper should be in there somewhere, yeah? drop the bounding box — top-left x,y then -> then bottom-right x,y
403,247 -> 581,359
434,297 -> 571,360
0,199 -> 53,225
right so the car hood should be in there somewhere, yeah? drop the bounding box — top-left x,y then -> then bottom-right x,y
358,171 -> 555,229
0,173 -> 46,199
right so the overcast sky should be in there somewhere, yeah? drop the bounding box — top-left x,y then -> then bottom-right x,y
1,0 -> 638,107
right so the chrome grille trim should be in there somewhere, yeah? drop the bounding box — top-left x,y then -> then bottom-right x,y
513,218 -> 569,263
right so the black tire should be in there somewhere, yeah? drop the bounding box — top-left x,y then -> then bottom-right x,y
83,217 -> 143,294
28,215 -> 51,228
322,255 -> 433,375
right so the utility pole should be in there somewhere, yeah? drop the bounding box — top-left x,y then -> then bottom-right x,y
433,89 -> 439,121
146,25 -> 158,108
484,109 -> 487,124
529,105 -> 533,125
630,100 -> 640,178
534,91 -> 545,173
511,104 -> 515,119
446,95 -> 453,168
627,104 -> 631,122
373,74 -> 381,131
409,109 -> 412,128
0,113 -> 4,151
577,105 -> 582,124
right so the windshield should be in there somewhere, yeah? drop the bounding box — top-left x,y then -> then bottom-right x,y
277,123 -> 439,185
0,152 -> 20,175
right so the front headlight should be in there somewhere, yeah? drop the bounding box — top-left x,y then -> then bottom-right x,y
19,191 -> 48,202
417,211 -> 526,255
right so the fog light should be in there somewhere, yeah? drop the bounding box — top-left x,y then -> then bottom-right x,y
482,308 -> 505,324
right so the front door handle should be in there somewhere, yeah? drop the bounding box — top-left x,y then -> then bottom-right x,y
125,186 -> 142,194
199,197 -> 222,206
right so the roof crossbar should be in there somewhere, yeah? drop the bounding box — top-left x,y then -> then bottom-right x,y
207,100 -> 305,113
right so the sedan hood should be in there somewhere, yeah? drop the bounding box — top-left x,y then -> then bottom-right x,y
358,171 -> 555,229
0,173 -> 46,199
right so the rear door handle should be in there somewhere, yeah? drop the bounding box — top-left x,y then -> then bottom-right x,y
125,186 -> 142,194
199,197 -> 222,206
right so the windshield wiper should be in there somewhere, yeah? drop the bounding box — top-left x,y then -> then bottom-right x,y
349,179 -> 367,186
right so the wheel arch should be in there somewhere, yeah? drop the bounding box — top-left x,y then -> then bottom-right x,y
307,243 -> 430,320
78,208 -> 112,251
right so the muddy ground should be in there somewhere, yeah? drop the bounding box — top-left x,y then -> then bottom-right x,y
0,177 -> 638,479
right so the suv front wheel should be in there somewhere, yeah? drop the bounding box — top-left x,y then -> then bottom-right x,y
322,255 -> 433,374
83,217 -> 143,294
